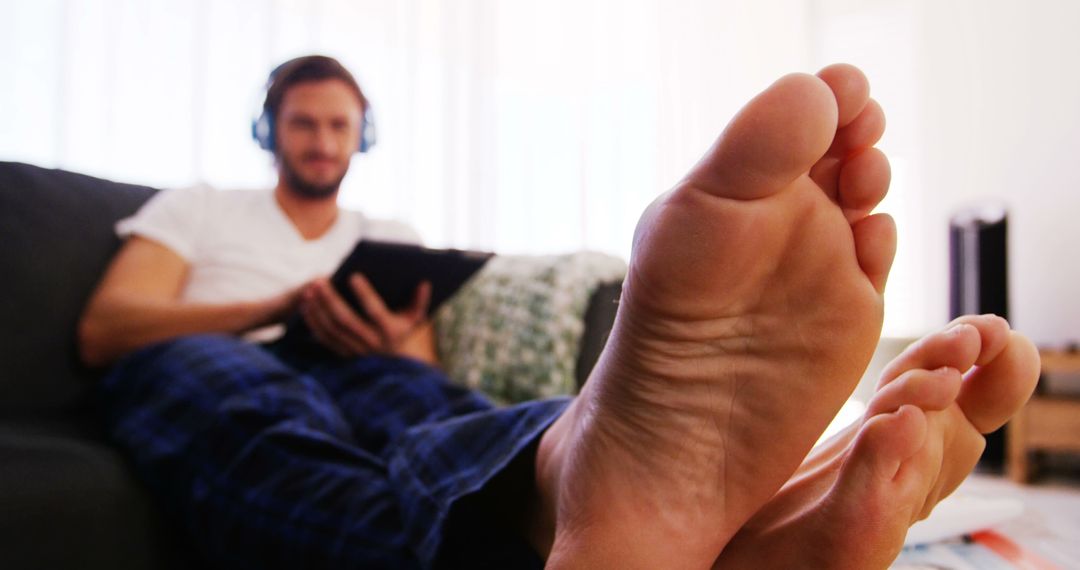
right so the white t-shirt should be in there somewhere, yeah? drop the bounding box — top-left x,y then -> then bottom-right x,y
116,184 -> 421,341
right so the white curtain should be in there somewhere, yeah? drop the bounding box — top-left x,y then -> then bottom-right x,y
0,0 -> 811,255
3,0 -> 944,338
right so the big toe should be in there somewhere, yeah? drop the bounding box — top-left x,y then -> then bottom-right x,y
685,72 -> 838,200
839,405 -> 927,495
828,405 -> 930,566
958,331 -> 1041,433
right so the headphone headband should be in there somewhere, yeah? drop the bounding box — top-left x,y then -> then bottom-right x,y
251,57 -> 376,154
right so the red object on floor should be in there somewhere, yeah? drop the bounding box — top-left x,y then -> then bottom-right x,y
971,530 -> 1061,570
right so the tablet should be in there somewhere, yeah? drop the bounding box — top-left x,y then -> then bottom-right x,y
275,240 -> 493,353
329,240 -> 494,320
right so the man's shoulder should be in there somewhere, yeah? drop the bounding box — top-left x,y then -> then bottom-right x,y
188,184 -> 272,203
173,185 -> 278,220
121,184 -> 274,238
147,183 -> 267,207
117,184 -> 265,258
162,183 -> 271,197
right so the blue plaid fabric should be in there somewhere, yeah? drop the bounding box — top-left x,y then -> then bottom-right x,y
98,334 -> 570,569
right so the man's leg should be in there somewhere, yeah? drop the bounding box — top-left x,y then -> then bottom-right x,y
295,353 -> 571,566
299,354 -> 493,454
100,334 -> 429,568
101,334 -> 574,568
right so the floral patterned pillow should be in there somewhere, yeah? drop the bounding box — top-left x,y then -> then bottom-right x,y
434,251 -> 626,404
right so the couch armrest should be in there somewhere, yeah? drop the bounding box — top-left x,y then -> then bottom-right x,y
0,162 -> 157,413
575,281 -> 621,388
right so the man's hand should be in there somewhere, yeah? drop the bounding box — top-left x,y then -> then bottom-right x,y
299,273 -> 432,358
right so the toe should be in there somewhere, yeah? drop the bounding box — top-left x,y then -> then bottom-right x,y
832,405 -> 930,550
957,331 -> 1040,433
878,323 -> 983,388
838,147 -> 891,222
796,405 -> 929,570
843,405 -> 927,485
810,99 -> 887,199
686,73 -> 837,200
913,407 -> 986,519
867,314 -> 1018,513
866,366 -> 963,417
830,99 -> 887,156
946,314 -> 1013,366
816,63 -> 871,128
851,212 -> 896,294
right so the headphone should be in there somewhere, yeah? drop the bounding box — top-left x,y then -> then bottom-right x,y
251,59 -> 377,154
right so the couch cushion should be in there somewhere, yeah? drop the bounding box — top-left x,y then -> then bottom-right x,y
0,162 -> 156,413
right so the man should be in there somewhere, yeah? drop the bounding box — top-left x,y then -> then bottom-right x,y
79,56 -> 435,368
80,56 -> 1040,568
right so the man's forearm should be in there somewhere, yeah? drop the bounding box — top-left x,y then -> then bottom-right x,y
77,296 -> 286,368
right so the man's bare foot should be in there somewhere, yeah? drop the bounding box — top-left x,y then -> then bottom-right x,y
714,315 -> 1040,569
535,63 -> 896,567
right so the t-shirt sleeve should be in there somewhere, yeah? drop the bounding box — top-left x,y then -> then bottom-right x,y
115,184 -> 211,260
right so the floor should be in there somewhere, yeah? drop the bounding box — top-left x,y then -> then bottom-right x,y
959,458 -> 1080,568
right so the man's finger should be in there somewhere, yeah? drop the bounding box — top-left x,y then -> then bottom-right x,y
314,281 -> 383,349
408,281 -> 432,322
350,273 -> 394,331
301,295 -> 353,357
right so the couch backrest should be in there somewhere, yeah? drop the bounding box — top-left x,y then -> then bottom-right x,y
0,162 -> 156,414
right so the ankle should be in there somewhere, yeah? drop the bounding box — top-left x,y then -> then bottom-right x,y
527,402 -> 580,560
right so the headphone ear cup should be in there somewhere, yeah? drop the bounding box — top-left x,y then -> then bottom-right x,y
359,109 -> 376,153
252,111 -> 275,151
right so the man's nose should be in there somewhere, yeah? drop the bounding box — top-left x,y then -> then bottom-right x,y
313,125 -> 339,154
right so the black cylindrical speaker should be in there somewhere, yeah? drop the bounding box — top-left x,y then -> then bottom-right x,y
949,205 -> 1008,469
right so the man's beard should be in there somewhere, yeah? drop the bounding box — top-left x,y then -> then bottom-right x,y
278,152 -> 348,199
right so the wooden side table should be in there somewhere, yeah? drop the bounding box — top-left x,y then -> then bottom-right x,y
1007,350 -> 1080,483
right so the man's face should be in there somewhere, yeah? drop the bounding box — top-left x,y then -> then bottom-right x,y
275,79 -> 364,199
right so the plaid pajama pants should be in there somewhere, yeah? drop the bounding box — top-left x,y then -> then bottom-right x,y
98,334 -> 570,569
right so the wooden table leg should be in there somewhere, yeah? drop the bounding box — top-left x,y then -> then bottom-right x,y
1007,403 -> 1029,484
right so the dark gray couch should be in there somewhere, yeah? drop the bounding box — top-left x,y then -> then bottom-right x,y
0,161 -> 620,569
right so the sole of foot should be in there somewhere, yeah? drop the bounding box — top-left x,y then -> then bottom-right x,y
537,63 -> 899,568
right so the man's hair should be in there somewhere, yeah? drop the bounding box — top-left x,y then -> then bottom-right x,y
262,55 -> 369,122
